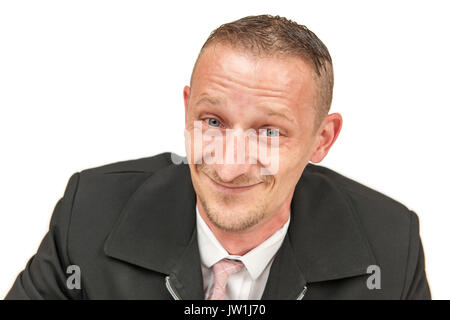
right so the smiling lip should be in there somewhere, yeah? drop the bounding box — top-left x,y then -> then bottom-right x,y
206,175 -> 262,193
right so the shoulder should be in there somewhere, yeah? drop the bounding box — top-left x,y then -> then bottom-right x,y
66,152 -> 175,215
80,152 -> 174,175
70,152 -> 175,201
303,162 -> 415,226
68,151 -> 176,214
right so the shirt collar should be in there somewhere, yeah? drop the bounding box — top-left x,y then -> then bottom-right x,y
196,204 -> 290,280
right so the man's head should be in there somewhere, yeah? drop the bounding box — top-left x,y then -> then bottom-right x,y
183,15 -> 342,232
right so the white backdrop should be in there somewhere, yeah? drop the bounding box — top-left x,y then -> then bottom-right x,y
1,0 -> 449,299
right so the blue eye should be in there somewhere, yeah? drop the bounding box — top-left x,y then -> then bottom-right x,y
263,128 -> 280,137
207,118 -> 221,127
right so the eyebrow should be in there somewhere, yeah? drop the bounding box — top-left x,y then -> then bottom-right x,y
194,95 -> 295,125
194,95 -> 223,107
260,106 -> 296,124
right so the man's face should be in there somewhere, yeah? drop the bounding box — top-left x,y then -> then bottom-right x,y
184,44 -> 320,232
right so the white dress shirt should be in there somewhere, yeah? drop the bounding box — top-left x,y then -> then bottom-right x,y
196,205 -> 290,300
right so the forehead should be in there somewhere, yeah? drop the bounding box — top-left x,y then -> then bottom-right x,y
191,44 -> 316,110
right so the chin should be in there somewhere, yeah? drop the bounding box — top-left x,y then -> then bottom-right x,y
209,212 -> 262,232
201,196 -> 269,231
208,192 -> 259,210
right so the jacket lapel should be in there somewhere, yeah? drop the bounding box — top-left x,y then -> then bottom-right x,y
103,162 -> 204,299
166,228 -> 205,300
103,161 -> 376,300
287,165 -> 377,283
262,164 -> 377,299
261,233 -> 307,299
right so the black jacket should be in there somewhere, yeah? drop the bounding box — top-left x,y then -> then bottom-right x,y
5,152 -> 431,299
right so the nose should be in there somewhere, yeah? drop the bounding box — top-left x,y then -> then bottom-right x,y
213,163 -> 253,184
202,126 -> 260,183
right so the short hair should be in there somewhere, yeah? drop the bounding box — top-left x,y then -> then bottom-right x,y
190,14 -> 334,131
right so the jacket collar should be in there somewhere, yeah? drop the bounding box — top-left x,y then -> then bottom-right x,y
104,161 -> 376,299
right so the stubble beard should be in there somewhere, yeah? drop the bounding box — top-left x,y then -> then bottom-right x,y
198,192 -> 269,232
195,163 -> 273,232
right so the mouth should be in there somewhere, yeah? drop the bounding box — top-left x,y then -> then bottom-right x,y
204,174 -> 263,194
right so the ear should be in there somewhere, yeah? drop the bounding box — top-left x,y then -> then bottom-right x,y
309,113 -> 343,163
183,85 -> 191,126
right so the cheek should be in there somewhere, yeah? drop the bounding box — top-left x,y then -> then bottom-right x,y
278,142 -> 305,166
281,131 -> 315,161
275,149 -> 307,184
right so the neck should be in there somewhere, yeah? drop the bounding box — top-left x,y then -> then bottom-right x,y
197,193 -> 293,256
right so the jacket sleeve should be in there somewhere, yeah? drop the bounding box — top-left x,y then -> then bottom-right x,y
4,172 -> 82,300
401,210 -> 431,300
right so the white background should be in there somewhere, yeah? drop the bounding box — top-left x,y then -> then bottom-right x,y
1,0 -> 449,299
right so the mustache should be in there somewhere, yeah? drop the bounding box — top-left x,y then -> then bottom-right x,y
197,163 -> 273,186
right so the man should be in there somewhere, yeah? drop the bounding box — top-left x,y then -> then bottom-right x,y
5,15 -> 430,300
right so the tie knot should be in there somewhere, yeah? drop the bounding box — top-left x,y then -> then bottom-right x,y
208,259 -> 245,300
213,258 -> 245,278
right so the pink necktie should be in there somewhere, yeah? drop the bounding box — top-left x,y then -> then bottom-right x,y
207,258 -> 245,300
